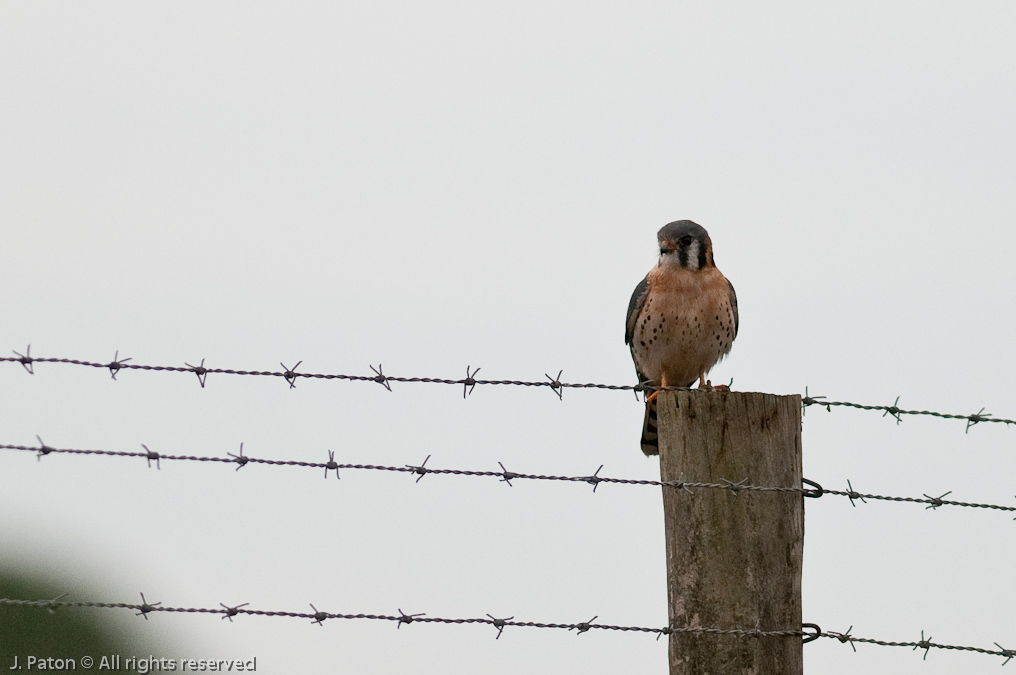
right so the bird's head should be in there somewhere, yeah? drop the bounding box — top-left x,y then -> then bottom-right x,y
657,220 -> 714,270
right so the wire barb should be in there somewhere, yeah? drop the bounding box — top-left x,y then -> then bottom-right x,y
12,345 -> 34,374
801,386 -> 829,414
309,603 -> 328,626
722,477 -> 749,498
184,359 -> 209,388
324,450 -> 340,479
486,614 -> 514,639
135,593 -> 160,620
883,396 -> 903,425
141,444 -> 160,470
995,643 -> 1015,666
497,462 -> 518,486
966,407 -> 990,434
220,602 -> 249,622
845,480 -> 866,506
34,435 -> 52,461
664,473 -> 694,494
915,629 -> 933,660
227,443 -> 249,471
545,370 -> 564,400
369,364 -> 392,392
406,455 -> 431,483
923,491 -> 953,510
571,616 -> 598,635
582,465 -> 604,492
829,625 -> 857,651
463,366 -> 480,398
106,350 -> 131,380
743,618 -> 764,640
281,361 -> 302,389
11,345 -> 34,376
397,609 -> 425,629
40,593 -> 70,615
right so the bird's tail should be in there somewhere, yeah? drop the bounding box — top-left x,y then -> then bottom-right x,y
641,398 -> 659,456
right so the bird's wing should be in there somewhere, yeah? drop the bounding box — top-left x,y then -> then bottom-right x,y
625,275 -> 652,384
727,278 -> 739,338
625,275 -> 650,345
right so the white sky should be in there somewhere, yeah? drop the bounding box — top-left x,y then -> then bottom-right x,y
2,2 -> 1015,673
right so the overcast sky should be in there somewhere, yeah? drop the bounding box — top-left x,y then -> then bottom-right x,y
2,2 -> 1015,673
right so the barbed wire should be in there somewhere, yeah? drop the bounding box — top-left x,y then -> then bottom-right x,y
3,348 -> 1013,430
0,348 -> 640,396
2,597 -> 1012,663
8,351 -> 1014,667
820,625 -> 1015,663
3,439 -> 1014,514
0,595 -> 797,639
802,388 -> 1014,432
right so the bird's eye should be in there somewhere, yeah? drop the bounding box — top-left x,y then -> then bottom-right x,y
680,235 -> 693,246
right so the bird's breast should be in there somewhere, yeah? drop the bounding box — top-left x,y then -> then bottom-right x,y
630,265 -> 736,387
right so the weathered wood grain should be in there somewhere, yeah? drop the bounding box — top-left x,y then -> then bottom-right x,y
658,390 -> 803,675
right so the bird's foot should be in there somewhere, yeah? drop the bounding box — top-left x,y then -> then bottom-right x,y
699,379 -> 730,392
646,375 -> 668,404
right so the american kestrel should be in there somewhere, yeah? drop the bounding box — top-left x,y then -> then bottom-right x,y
625,220 -> 739,455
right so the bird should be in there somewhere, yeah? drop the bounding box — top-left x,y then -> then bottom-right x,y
625,220 -> 739,455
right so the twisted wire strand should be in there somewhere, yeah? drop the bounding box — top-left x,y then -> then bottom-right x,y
0,597 -> 753,637
0,355 -> 640,391
4,351 -> 1014,429
2,442 -> 1013,513
802,393 -> 1014,430
2,598 -> 1012,663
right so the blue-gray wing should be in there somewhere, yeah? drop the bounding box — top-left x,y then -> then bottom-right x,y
728,278 -> 739,338
625,276 -> 651,384
625,275 -> 650,345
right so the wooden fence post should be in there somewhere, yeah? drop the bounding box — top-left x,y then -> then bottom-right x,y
658,390 -> 803,675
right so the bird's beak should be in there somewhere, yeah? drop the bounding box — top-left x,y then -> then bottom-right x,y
659,240 -> 674,254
